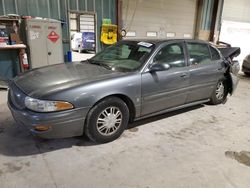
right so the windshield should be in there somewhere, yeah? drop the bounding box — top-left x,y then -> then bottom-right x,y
90,41 -> 155,72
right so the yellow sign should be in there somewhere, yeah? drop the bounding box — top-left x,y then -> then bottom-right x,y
101,24 -> 117,45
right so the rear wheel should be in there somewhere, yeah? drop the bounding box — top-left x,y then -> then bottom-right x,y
210,79 -> 228,105
244,72 -> 250,76
85,97 -> 129,143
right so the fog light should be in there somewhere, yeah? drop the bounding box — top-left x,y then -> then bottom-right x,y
34,125 -> 51,131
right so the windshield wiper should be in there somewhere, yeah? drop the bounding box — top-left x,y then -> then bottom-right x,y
89,61 -> 112,70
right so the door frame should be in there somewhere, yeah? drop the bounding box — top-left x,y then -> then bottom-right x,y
68,10 -> 97,53
140,41 -> 190,116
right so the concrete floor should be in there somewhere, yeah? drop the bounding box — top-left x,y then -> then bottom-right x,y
0,74 -> 250,188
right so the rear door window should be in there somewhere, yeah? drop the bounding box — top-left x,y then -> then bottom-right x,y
187,43 -> 212,65
209,46 -> 221,60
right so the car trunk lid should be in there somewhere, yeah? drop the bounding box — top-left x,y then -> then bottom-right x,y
218,47 -> 241,95
218,47 -> 241,60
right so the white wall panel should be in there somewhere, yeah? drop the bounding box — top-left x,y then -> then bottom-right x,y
122,0 -> 197,38
221,0 -> 250,62
222,0 -> 250,23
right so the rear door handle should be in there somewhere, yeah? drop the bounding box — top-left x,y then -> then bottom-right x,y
217,67 -> 223,70
180,73 -> 188,78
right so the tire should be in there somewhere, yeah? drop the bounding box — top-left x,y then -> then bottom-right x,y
85,97 -> 129,143
210,79 -> 228,105
244,72 -> 250,76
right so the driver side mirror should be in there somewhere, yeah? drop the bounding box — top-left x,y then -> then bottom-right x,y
149,63 -> 170,72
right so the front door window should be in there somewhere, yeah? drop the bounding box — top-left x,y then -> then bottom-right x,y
153,43 -> 186,68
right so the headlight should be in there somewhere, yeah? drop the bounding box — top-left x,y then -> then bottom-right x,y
25,96 -> 74,112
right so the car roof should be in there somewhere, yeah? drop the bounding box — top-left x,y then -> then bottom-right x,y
122,38 -> 209,45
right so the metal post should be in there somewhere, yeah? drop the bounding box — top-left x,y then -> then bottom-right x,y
76,0 -> 79,11
14,0 -> 18,14
2,0 -> 6,15
47,0 -> 51,18
213,0 -> 224,43
57,0 -> 61,19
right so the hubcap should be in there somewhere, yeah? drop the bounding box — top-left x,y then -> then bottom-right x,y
216,81 -> 224,100
96,107 -> 122,136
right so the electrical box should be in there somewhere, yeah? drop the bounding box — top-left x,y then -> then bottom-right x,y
22,19 -> 63,69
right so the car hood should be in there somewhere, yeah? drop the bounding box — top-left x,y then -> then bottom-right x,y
13,61 -> 126,98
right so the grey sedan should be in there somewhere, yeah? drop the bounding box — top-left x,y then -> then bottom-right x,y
8,39 -> 240,143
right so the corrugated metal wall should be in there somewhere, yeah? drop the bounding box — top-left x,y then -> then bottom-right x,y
0,0 -> 117,57
200,0 -> 215,30
195,0 -> 218,41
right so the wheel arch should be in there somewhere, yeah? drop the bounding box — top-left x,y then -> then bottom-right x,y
88,94 -> 136,123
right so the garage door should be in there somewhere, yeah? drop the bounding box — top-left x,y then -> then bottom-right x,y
80,14 -> 95,33
122,0 -> 197,39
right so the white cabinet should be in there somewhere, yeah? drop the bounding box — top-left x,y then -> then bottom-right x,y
24,19 -> 63,69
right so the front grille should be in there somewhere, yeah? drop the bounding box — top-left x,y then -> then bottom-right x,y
9,83 -> 26,110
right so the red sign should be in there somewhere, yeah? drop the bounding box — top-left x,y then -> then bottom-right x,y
47,31 -> 59,43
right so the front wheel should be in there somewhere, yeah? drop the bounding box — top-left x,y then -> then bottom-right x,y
210,79 -> 228,105
85,97 -> 129,143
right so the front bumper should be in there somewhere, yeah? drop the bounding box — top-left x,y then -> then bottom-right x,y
8,93 -> 90,139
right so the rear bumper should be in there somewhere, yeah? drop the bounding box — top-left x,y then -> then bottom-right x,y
81,42 -> 95,51
8,98 -> 90,139
80,47 -> 95,51
229,72 -> 239,95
